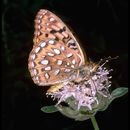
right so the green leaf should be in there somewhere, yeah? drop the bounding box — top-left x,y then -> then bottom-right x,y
41,105 -> 58,113
56,105 -> 96,121
110,87 -> 128,102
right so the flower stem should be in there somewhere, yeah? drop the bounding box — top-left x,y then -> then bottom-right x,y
90,116 -> 100,130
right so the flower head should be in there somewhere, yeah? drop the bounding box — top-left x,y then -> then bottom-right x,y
43,58 -> 128,121
47,60 -> 113,111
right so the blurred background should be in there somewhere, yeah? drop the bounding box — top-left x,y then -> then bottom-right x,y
2,0 -> 128,130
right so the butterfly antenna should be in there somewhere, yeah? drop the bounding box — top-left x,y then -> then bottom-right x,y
98,56 -> 119,68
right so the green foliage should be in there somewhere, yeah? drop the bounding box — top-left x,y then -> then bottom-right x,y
41,105 -> 58,113
110,87 -> 128,102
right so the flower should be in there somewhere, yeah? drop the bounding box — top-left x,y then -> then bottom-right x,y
42,58 -> 128,121
39,56 -> 127,122
46,59 -> 114,119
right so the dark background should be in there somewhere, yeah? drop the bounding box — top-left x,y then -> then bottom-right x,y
2,0 -> 128,130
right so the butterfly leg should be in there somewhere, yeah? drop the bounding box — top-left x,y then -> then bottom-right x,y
47,83 -> 65,93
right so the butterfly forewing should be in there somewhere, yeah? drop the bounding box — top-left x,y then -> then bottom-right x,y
28,9 -> 86,86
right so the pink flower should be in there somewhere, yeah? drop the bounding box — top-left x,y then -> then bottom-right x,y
47,60 -> 113,111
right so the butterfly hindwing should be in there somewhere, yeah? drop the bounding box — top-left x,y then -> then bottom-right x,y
28,9 -> 86,86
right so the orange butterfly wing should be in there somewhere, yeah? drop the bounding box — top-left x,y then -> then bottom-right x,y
28,9 -> 87,86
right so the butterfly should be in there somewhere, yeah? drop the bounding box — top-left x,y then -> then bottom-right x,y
28,9 -> 96,93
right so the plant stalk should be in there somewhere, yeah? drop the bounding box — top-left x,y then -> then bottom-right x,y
90,116 -> 100,130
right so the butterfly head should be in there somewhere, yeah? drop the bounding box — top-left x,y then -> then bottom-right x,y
74,56 -> 118,84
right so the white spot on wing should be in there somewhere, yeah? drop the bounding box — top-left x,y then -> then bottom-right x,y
64,69 -> 71,73
42,55 -> 46,58
67,62 -> 70,65
36,76 -> 39,80
67,39 -> 75,44
40,42 -> 46,47
66,53 -> 73,58
35,76 -> 40,83
57,60 -> 62,65
42,10 -> 47,15
53,48 -> 61,55
31,54 -> 36,60
49,17 -> 55,22
41,60 -> 49,65
72,59 -> 76,64
45,73 -> 50,79
61,46 -> 65,51
31,62 -> 35,67
45,66 -> 51,71
35,47 -> 40,53
39,15 -> 43,19
38,25 -> 41,29
37,20 -> 41,24
33,69 -> 37,75
48,52 -> 54,56
47,28 -> 51,31
71,65 -> 75,68
34,31 -> 40,36
54,69 -> 60,75
48,40 -> 55,44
